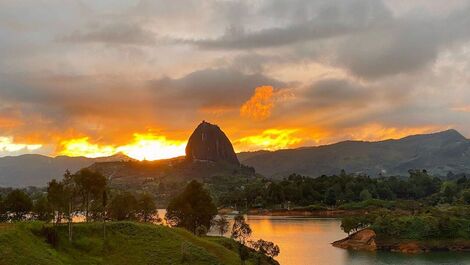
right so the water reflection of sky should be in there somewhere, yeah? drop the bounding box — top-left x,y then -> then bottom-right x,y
207,215 -> 470,265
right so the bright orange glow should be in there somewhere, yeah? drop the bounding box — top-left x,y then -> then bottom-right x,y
59,134 -> 186,160
59,137 -> 116,158
234,129 -> 302,151
117,134 -> 186,161
240,86 -> 275,120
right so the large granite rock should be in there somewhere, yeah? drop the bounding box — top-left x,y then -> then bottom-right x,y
185,121 -> 240,165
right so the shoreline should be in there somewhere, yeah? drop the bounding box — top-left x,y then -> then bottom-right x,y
241,208 -> 367,218
332,229 -> 470,254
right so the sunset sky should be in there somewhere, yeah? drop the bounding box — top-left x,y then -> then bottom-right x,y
1,0 -> 470,160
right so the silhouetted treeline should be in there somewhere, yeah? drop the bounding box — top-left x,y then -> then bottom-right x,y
209,170 -> 470,209
0,169 -> 159,224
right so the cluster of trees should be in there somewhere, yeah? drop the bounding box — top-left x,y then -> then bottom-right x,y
210,170 -> 470,209
341,206 -> 470,240
164,180 -> 279,262
0,169 -> 159,226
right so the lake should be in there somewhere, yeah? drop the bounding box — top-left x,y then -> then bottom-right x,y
211,215 -> 470,265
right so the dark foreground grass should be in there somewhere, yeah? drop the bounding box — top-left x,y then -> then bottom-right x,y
0,222 -> 268,265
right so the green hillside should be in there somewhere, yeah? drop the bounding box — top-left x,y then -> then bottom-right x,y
0,222 -> 272,265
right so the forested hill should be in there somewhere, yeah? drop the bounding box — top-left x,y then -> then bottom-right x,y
238,129 -> 470,178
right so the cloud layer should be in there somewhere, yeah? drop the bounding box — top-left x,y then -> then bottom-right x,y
1,0 -> 470,157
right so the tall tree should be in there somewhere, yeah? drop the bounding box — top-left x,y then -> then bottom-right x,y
108,192 -> 137,221
213,215 -> 229,236
4,189 -> 33,221
136,193 -> 158,222
63,170 -> 77,242
324,188 -> 337,206
165,180 -> 217,233
33,194 -> 53,221
47,179 -> 67,224
73,169 -> 106,222
231,215 -> 252,245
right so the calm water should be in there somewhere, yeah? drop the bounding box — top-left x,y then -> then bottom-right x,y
156,210 -> 470,265
214,216 -> 470,265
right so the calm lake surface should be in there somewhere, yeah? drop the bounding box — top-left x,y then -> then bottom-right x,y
157,210 -> 470,265
213,215 -> 470,265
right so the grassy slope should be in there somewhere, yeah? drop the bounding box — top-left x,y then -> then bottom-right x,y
0,222 -> 255,265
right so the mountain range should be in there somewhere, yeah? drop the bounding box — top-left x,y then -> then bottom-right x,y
0,153 -> 131,187
0,129 -> 469,187
238,129 -> 470,178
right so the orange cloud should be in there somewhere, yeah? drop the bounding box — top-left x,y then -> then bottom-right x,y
240,86 -> 275,120
0,117 -> 22,129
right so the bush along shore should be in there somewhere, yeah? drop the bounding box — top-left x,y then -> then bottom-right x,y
333,205 -> 470,253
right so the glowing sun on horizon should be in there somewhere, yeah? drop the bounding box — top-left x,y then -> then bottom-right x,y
59,134 -> 187,161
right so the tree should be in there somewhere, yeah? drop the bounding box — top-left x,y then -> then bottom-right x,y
324,188 -> 336,206
231,215 -> 252,245
33,195 -> 53,221
213,215 -> 229,236
108,192 -> 137,221
63,170 -> 77,242
73,169 -> 106,222
250,239 -> 280,259
4,189 -> 33,221
165,181 -> 217,233
441,181 -> 458,203
136,193 -> 158,222
359,189 -> 372,201
195,225 -> 208,236
341,216 -> 372,235
0,194 -> 7,222
461,189 -> 470,204
47,179 -> 67,224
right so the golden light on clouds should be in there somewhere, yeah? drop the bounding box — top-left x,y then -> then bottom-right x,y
240,86 -> 275,120
59,138 -> 116,158
0,137 -> 42,153
0,117 -> 22,129
59,134 -> 186,161
346,124 -> 443,142
235,129 -> 302,151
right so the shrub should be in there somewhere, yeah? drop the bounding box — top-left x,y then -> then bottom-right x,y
41,226 -> 59,247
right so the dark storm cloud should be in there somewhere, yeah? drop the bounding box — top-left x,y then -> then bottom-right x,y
148,68 -> 287,109
304,78 -> 373,108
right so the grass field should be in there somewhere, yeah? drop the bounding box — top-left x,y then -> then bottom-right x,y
0,222 -> 273,265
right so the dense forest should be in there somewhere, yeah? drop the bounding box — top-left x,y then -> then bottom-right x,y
208,170 -> 470,210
